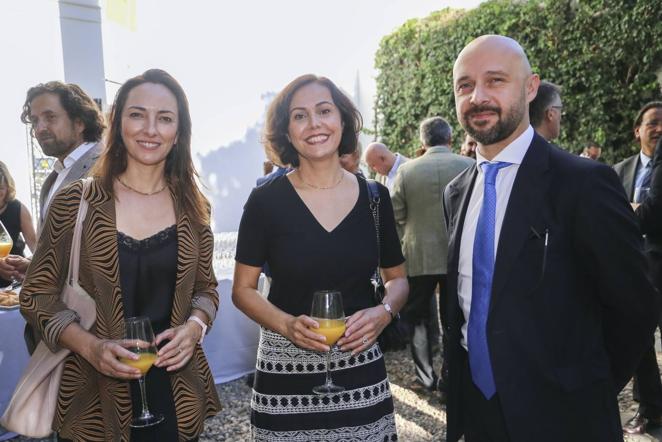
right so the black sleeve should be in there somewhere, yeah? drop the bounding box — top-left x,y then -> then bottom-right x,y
377,183 -> 405,269
235,188 -> 268,268
576,165 -> 658,391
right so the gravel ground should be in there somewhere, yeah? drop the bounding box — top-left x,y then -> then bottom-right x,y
10,349 -> 662,441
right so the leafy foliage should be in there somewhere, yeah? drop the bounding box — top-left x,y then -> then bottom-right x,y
374,0 -> 662,164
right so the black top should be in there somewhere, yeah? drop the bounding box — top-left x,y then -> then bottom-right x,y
0,199 -> 25,256
236,175 -> 404,317
117,225 -> 178,441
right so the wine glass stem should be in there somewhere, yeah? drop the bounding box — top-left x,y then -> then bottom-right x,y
138,376 -> 151,418
324,350 -> 333,387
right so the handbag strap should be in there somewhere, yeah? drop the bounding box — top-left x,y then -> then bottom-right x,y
67,178 -> 92,285
365,179 -> 385,293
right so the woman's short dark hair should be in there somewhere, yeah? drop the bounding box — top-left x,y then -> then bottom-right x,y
263,74 -> 363,168
92,69 -> 210,225
20,81 -> 105,142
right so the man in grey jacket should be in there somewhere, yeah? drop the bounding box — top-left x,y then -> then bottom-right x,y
0,81 -> 105,353
391,116 -> 474,393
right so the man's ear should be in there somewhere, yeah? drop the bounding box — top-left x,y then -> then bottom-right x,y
74,118 -> 85,138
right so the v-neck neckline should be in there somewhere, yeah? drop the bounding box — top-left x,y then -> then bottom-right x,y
284,174 -> 363,234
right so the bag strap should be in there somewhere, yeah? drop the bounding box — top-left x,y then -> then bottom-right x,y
67,178 -> 92,285
365,179 -> 385,294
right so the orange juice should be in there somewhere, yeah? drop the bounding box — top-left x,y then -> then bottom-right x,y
314,319 -> 346,346
0,242 -> 12,258
120,353 -> 157,375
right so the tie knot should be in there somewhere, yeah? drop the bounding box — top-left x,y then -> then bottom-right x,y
480,161 -> 511,185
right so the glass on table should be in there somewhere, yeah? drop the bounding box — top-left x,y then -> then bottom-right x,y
310,290 -> 346,394
121,316 -> 164,428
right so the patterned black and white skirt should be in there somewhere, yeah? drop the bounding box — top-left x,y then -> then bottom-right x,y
250,328 -> 398,441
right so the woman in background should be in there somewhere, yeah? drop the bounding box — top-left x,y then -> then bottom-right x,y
0,161 -> 36,286
233,74 -> 408,441
20,69 -> 220,441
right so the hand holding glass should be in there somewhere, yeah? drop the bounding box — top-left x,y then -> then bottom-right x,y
0,221 -> 11,259
0,221 -> 17,288
311,290 -> 346,394
121,316 -> 164,428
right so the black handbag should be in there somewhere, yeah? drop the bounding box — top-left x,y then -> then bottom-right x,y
365,179 -> 409,352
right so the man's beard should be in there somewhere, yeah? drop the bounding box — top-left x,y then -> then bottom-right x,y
461,100 -> 525,146
38,134 -> 77,158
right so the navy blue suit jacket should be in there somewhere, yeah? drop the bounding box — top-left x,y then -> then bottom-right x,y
442,134 -> 657,441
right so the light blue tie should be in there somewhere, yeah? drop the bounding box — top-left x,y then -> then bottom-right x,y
469,161 -> 511,399
636,161 -> 652,189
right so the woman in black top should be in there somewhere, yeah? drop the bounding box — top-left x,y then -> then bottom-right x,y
0,160 -> 37,285
233,74 -> 408,441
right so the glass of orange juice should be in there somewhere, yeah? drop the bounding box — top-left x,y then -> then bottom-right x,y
121,316 -> 164,428
0,220 -> 13,259
311,290 -> 346,394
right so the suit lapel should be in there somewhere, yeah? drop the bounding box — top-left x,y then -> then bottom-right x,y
61,143 -> 102,189
39,170 -> 59,227
446,166 -> 478,271
489,135 -> 551,312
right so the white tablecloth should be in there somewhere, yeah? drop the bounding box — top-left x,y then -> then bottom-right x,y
0,308 -> 30,441
203,277 -> 260,384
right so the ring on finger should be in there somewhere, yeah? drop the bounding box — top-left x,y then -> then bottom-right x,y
178,346 -> 183,354
362,337 -> 369,345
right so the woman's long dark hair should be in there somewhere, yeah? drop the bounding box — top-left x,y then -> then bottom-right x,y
92,69 -> 210,225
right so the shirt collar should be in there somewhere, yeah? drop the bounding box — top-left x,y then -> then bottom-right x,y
53,142 -> 96,173
475,126 -> 534,173
640,151 -> 652,168
388,153 -> 402,178
426,145 -> 450,154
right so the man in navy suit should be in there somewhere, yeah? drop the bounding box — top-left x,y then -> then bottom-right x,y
442,34 -> 658,442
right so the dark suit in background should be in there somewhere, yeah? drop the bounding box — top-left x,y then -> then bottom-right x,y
443,134 -> 658,441
632,137 -> 662,423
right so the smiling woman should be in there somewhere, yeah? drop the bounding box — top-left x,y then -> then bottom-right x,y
233,74 -> 409,441
20,69 -> 220,442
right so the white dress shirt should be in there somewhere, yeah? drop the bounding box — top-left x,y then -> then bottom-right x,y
44,142 -> 96,210
385,153 -> 404,191
457,126 -> 534,349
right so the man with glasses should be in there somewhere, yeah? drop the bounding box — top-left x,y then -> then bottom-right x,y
528,80 -> 563,143
614,102 -> 662,202
619,101 -> 662,435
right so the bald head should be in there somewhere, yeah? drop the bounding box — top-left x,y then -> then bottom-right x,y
454,35 -> 532,79
452,34 -> 540,158
365,142 -> 396,176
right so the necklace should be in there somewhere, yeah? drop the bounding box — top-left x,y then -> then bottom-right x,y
297,170 -> 344,190
117,178 -> 168,196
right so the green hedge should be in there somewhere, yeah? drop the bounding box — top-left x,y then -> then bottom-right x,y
374,0 -> 662,164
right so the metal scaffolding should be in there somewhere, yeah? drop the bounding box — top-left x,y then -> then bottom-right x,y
25,126 -> 53,221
